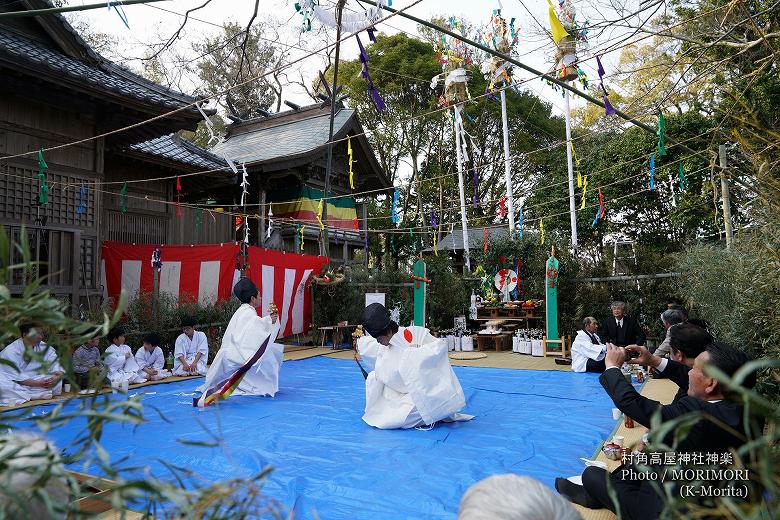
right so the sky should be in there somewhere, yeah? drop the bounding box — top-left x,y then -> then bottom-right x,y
65,0 -> 652,117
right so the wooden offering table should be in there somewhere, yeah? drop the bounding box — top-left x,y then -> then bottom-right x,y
476,333 -> 511,352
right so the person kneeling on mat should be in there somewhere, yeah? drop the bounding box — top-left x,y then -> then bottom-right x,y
360,303 -> 474,429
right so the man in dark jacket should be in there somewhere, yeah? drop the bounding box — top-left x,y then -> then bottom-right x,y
556,341 -> 756,520
600,301 -> 646,347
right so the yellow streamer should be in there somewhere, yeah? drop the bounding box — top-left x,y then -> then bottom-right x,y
577,170 -> 582,188
433,232 -> 438,256
547,0 -> 570,44
299,225 -> 305,251
540,218 -> 545,245
580,175 -> 588,210
316,199 -> 324,230
348,136 -> 355,190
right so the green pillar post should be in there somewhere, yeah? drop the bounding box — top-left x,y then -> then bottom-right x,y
545,248 -> 559,341
413,259 -> 427,327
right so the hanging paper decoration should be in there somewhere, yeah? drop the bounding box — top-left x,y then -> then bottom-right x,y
668,173 -> 677,207
657,112 -> 667,156
316,198 -> 325,230
356,34 -> 387,113
550,0 -> 588,82
571,142 -> 583,187
367,26 -> 377,42
480,8 -> 518,93
294,224 -> 301,250
364,229 -> 369,264
678,161 -> 688,191
196,103 -> 220,146
76,183 -> 87,214
471,166 -> 479,208
579,175 -> 588,210
498,196 -> 507,219
649,153 -> 656,191
298,0 -> 390,33
483,227 -> 489,252
267,206 -> 273,239
547,0 -> 570,44
540,218 -> 545,245
119,182 -> 127,214
194,208 -> 202,234
429,211 -> 439,256
176,176 -> 182,217
299,224 -> 305,251
348,136 -> 356,190
431,17 -> 472,106
517,207 -> 524,238
36,150 -> 49,205
107,0 -> 130,29
150,248 -> 162,273
391,188 -> 400,225
240,163 -> 249,207
592,187 -> 605,227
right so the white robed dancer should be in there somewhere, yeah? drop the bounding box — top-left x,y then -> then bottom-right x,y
195,278 -> 283,405
360,303 -> 474,429
0,324 -> 64,407
105,328 -> 146,385
570,317 -> 607,373
173,318 -> 208,376
135,333 -> 171,381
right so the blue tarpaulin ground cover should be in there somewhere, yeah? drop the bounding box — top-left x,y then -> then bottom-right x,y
11,357 -> 616,519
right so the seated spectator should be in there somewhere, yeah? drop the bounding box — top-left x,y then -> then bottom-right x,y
556,341 -> 756,519
458,474 -> 581,520
630,322 -> 712,402
72,333 -> 106,389
653,308 -> 686,358
173,317 -> 208,376
0,324 -> 64,407
104,327 -> 146,385
571,317 -> 607,373
135,333 -> 172,381
600,301 -> 646,347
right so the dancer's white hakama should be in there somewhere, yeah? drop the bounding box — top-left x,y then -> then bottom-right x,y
362,327 -> 474,429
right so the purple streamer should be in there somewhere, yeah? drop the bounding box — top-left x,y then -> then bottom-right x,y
596,55 -> 605,80
603,94 -> 616,115
356,34 -> 369,64
429,211 -> 438,229
367,27 -> 377,42
369,83 -> 387,112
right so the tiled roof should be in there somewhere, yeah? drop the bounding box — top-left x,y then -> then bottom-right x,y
0,29 -> 198,111
425,226 -> 511,252
213,107 -> 354,165
127,134 -> 228,171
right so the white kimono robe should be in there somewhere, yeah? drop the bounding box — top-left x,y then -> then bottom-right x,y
362,332 -> 473,429
571,330 -> 606,373
104,343 -> 146,385
0,339 -> 63,407
356,335 -> 380,372
173,331 -> 208,376
134,346 -> 171,381
196,304 -> 284,398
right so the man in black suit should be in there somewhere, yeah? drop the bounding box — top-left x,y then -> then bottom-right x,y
600,301 -> 646,347
556,341 -> 756,520
633,323 -> 712,403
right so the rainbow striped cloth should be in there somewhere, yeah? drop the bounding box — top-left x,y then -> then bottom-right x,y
193,335 -> 271,408
269,186 -> 358,230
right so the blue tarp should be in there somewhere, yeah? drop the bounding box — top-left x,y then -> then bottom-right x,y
11,357 -> 616,519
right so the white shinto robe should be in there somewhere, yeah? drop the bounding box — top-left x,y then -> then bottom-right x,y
362,330 -> 474,429
134,346 -> 171,380
356,335 -> 380,372
105,343 -> 146,384
571,330 -> 606,372
173,331 -> 209,375
0,339 -> 63,406
196,304 -> 284,398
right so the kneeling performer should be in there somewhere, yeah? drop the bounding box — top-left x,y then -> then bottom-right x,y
361,303 -> 474,429
194,278 -> 282,407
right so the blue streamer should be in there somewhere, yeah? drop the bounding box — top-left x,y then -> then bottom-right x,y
107,0 -> 130,29
391,188 -> 399,224
517,207 -> 523,238
76,183 -> 87,214
649,153 -> 656,191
